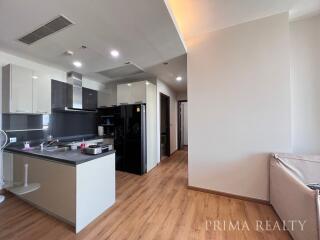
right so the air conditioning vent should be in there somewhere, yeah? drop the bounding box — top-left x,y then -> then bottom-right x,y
18,15 -> 73,45
98,63 -> 144,79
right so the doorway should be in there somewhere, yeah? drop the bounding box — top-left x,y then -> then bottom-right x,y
160,93 -> 170,160
178,100 -> 188,150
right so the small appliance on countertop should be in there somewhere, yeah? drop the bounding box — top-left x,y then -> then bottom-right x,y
83,144 -> 112,155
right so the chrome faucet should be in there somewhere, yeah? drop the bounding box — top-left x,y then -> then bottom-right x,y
40,135 -> 59,149
46,138 -> 59,147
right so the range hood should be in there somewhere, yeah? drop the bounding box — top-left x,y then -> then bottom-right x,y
65,71 -> 96,112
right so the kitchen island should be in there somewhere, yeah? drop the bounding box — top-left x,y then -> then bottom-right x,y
4,146 -> 116,233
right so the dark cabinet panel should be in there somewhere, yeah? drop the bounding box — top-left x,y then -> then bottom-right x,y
82,87 -> 97,110
51,80 -> 68,109
52,81 -> 98,110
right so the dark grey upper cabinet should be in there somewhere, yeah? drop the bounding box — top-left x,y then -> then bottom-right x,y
82,87 -> 97,110
51,80 -> 97,110
51,79 -> 68,109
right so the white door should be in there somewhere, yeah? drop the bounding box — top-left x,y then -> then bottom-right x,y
33,72 -> 51,114
180,104 -> 184,148
182,102 -> 188,145
180,102 -> 188,147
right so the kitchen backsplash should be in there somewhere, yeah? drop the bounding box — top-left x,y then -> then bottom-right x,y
2,114 -> 49,143
2,113 -> 49,130
2,111 -> 97,143
50,111 -> 97,138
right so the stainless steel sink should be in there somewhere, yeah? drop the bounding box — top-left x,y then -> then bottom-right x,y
44,146 -> 70,152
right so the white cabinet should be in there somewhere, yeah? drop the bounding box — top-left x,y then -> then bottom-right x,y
32,71 -> 51,114
131,81 -> 146,103
2,64 -> 33,113
117,81 -> 147,105
117,84 -> 132,105
2,64 -> 51,114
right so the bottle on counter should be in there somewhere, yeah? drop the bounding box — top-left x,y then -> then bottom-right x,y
80,139 -> 86,151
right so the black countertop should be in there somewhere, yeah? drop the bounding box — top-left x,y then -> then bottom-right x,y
4,146 -> 116,166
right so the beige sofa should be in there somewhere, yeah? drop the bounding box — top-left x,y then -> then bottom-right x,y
270,153 -> 320,240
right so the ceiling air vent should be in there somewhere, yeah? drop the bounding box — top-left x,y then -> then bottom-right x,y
98,63 -> 144,79
18,15 -> 73,45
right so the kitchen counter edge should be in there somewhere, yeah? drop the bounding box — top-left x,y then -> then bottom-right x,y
4,148 -> 116,166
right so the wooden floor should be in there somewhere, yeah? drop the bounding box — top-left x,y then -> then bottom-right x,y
0,150 -> 291,240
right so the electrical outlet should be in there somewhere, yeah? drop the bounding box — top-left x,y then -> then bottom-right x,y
9,137 -> 17,143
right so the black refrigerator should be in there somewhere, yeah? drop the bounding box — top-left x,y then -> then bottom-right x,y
98,104 -> 147,175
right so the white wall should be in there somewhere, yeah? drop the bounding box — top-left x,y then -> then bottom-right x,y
290,14 -> 320,154
187,13 -> 291,201
146,83 -> 158,171
156,79 -> 178,163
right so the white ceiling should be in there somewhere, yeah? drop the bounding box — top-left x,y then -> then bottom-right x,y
146,54 -> 187,92
96,54 -> 188,92
2,1 -> 318,94
0,0 -> 187,91
166,0 -> 320,40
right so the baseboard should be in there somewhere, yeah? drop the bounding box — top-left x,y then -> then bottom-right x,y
188,185 -> 270,205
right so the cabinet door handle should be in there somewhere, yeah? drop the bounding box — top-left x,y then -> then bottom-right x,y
36,111 -> 48,114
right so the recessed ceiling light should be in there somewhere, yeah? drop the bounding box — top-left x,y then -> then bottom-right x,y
73,61 -> 82,68
127,83 -> 132,86
32,75 -> 38,79
176,76 -> 182,81
110,49 -> 120,58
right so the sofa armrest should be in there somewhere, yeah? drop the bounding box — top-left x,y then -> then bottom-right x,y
273,153 -> 320,184
270,157 -> 319,240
